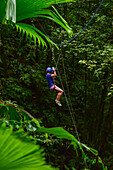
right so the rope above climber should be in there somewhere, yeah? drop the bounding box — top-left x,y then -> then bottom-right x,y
46,67 -> 63,106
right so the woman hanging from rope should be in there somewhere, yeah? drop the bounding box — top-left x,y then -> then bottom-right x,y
46,67 -> 63,106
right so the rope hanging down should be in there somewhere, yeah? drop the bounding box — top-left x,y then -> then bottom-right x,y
51,46 -> 88,169
56,0 -> 104,46
50,1 -> 105,167
51,46 -> 80,140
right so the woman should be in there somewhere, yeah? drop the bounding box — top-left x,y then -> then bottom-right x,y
46,67 -> 63,106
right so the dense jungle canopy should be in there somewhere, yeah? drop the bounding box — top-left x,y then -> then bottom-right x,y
0,0 -> 112,169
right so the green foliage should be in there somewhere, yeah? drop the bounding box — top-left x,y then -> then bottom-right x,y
0,101 -> 104,169
0,0 -> 74,47
0,101 -> 42,128
37,127 -> 99,158
0,0 -> 112,169
0,123 -> 56,170
0,0 -> 6,23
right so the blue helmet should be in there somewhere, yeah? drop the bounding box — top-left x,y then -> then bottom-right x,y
46,67 -> 52,72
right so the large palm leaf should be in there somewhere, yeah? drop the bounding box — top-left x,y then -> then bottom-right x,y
0,124 -> 56,170
0,0 -> 74,47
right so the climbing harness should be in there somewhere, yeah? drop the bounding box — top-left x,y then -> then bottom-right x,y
50,82 -> 56,90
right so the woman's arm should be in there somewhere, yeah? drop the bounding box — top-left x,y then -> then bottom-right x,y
51,71 -> 56,77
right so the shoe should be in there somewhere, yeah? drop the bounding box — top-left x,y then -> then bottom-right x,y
55,99 -> 62,106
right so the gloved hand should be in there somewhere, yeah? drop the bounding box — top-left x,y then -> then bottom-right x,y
52,67 -> 56,71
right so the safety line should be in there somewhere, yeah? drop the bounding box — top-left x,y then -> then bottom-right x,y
56,0 -> 104,46
52,46 -> 80,141
61,53 -> 74,115
51,46 -> 88,169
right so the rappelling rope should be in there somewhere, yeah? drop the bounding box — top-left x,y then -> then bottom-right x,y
52,46 -> 80,141
51,46 -> 88,168
61,50 -> 74,115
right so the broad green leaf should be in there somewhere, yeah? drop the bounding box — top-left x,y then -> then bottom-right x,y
37,127 -> 79,143
37,127 -> 98,158
0,0 -> 6,23
37,127 -> 81,153
0,125 -> 56,170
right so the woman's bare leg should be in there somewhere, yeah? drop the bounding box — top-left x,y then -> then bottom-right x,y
55,85 -> 64,102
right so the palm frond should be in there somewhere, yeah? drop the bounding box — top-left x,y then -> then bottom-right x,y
16,0 -> 74,46
15,23 -> 57,48
0,124 -> 56,170
0,0 -> 74,47
16,0 -> 75,21
35,6 -> 72,36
